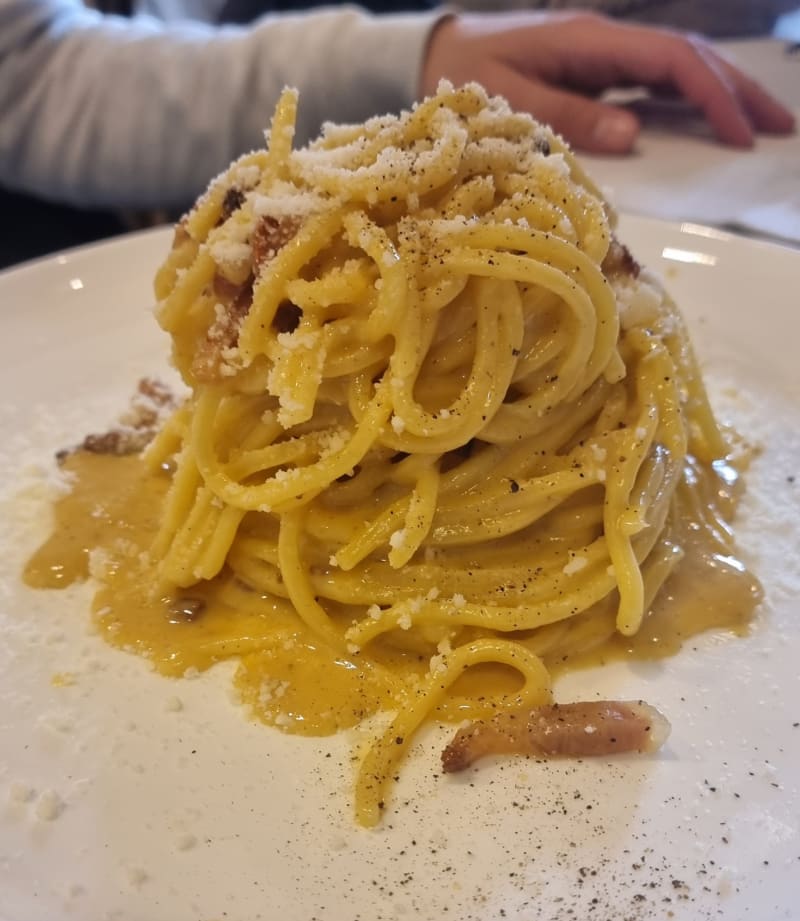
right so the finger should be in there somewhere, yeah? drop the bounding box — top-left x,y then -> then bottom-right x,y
713,52 -> 796,135
483,59 -> 640,153
675,39 -> 755,147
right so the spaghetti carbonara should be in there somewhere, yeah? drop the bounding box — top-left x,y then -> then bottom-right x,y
32,82 -> 759,827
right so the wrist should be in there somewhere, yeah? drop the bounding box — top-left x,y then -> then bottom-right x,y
419,12 -> 459,98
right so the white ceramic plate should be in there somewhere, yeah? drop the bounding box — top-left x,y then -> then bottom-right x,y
1,217 -> 798,921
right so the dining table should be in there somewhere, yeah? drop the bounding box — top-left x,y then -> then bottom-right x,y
0,26 -> 799,921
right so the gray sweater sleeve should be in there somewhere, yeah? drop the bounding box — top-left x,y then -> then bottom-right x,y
0,0 -> 439,209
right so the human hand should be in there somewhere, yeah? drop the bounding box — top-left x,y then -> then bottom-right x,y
420,12 -> 796,154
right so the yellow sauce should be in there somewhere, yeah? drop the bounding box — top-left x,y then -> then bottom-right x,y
24,451 -> 762,733
24,452 -> 405,735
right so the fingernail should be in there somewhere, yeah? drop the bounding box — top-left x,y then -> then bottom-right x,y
592,113 -> 637,150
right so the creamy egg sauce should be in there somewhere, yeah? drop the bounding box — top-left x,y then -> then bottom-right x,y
24,450 -> 762,735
